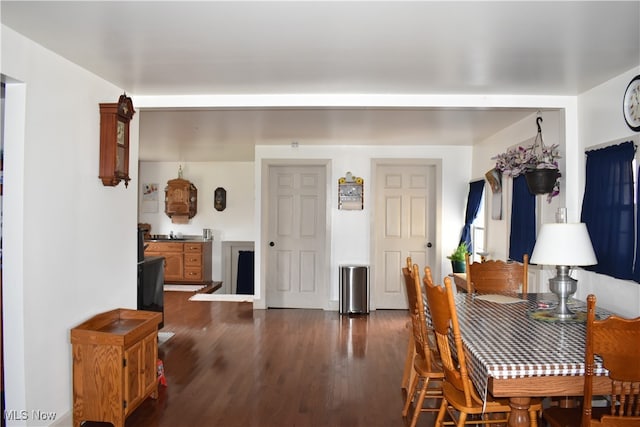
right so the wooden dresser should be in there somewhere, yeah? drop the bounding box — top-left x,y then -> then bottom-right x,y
145,239 -> 212,284
71,309 -> 162,427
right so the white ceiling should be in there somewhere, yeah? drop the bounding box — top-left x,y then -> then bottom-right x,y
2,1 -> 639,161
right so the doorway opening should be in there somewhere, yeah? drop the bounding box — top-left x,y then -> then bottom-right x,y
222,241 -> 255,294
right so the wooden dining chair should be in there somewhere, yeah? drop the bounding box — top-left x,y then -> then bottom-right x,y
464,252 -> 529,295
543,294 -> 640,427
401,262 -> 444,427
401,257 -> 416,394
423,274 -> 542,426
402,319 -> 415,394
599,417 -> 640,427
401,257 -> 440,394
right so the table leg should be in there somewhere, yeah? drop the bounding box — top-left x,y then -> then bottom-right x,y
508,397 -> 530,427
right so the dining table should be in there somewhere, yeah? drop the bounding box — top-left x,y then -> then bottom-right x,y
451,292 -> 613,427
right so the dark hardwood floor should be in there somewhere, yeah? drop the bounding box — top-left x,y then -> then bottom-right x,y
108,290 -> 438,427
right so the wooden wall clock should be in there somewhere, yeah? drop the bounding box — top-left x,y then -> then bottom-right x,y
99,93 -> 135,187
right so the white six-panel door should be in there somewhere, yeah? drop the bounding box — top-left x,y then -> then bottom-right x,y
266,165 -> 327,308
374,163 -> 437,309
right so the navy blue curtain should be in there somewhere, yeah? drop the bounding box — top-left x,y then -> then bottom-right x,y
635,166 -> 640,282
581,141 -> 635,280
236,251 -> 255,294
509,175 -> 536,262
459,180 -> 485,253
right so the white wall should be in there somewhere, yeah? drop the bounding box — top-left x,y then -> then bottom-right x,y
138,161 -> 255,282
573,66 -> 640,318
2,26 -> 139,425
253,144 -> 472,309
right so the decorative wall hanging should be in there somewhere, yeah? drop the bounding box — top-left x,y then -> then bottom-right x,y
484,168 -> 503,220
484,168 -> 502,193
491,115 -> 561,202
165,167 -> 197,223
99,93 -> 135,187
214,187 -> 226,211
338,172 -> 363,210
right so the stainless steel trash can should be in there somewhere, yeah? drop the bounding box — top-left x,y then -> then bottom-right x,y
339,265 -> 369,314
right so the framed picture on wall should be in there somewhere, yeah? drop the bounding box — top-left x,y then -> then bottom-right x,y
338,172 -> 364,210
142,183 -> 159,213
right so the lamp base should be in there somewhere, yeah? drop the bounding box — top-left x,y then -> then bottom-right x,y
549,265 -> 577,321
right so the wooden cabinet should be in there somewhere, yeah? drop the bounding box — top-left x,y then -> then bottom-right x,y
146,242 -> 184,282
71,309 -> 162,427
124,332 -> 157,412
165,178 -> 197,223
184,242 -> 204,281
145,240 -> 212,284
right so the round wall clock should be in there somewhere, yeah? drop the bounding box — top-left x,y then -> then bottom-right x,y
623,74 -> 640,132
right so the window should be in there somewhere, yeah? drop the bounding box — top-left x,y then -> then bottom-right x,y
581,141 -> 635,280
460,180 -> 485,257
471,192 -> 486,263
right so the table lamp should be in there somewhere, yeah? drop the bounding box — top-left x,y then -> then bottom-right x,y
530,223 -> 597,320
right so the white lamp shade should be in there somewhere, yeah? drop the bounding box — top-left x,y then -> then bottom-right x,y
530,223 -> 597,266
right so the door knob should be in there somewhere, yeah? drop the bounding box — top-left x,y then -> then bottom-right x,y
269,241 -> 275,247
426,242 -> 433,248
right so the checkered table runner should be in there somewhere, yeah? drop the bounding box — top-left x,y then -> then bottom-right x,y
451,293 -> 610,401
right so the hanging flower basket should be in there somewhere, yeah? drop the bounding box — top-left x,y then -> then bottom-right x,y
491,116 -> 562,202
525,168 -> 560,195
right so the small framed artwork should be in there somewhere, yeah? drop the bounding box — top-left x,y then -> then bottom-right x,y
141,183 -> 159,213
338,172 -> 364,210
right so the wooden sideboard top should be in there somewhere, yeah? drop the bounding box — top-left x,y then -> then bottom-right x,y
71,308 -> 162,347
